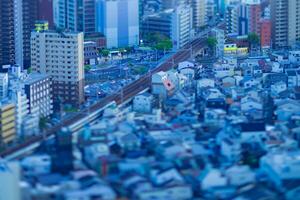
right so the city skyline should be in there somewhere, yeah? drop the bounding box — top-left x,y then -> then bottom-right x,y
1,0 -> 300,200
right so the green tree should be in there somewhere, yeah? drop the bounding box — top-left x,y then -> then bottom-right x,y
100,49 -> 110,57
143,32 -> 169,46
247,32 -> 260,48
27,67 -> 32,74
155,39 -> 173,54
206,37 -> 218,56
84,65 -> 91,71
39,117 -> 48,130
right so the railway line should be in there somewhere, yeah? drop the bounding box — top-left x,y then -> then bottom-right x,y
0,36 -> 208,159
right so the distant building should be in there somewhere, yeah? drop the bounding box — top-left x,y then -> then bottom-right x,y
96,0 -> 140,48
84,41 -> 99,65
84,33 -> 107,49
142,5 -> 193,50
31,30 -> 85,107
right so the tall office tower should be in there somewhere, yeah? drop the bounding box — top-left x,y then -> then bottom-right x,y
31,31 -> 85,108
0,0 -> 16,68
37,0 -> 54,27
22,0 -> 39,69
54,0 -> 96,34
271,0 -> 300,48
219,0 -> 228,17
192,0 -> 207,29
53,0 -> 79,31
84,0 -> 97,35
13,0 -> 24,68
96,0 -> 140,48
0,0 -> 40,69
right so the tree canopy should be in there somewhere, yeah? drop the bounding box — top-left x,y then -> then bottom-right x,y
143,32 -> 173,50
155,39 -> 173,51
206,37 -> 218,50
247,33 -> 260,45
100,49 -> 110,57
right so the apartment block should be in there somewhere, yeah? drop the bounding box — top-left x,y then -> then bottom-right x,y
271,0 -> 300,48
24,73 -> 53,118
31,31 -> 85,108
0,102 -> 16,144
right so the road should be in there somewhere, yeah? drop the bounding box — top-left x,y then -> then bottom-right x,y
0,35 -> 209,158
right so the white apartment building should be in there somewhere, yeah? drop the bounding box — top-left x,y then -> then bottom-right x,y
211,28 -> 225,58
31,31 -> 85,107
225,4 -> 239,35
24,73 -> 53,118
11,89 -> 29,136
172,5 -> 193,50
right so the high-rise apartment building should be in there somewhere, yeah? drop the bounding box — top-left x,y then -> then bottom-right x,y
96,0 -> 140,48
287,0 -> 300,47
225,4 -> 239,35
238,0 -> 261,36
271,0 -> 300,48
0,0 -> 55,70
192,0 -> 207,29
260,18 -> 271,49
172,5 -> 193,49
246,0 -> 261,35
31,31 -> 85,107
0,0 -> 16,68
